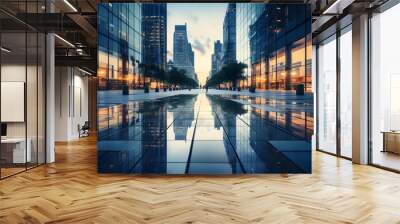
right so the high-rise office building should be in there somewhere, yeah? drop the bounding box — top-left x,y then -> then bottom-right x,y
188,43 -> 195,68
222,3 -> 236,65
173,24 -> 195,79
211,40 -> 223,76
236,4 -> 311,90
173,24 -> 189,65
142,3 -> 167,70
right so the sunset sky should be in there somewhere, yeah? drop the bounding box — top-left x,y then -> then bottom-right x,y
167,3 -> 228,85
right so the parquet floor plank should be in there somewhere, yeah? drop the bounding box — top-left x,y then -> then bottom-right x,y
1,136 -> 400,223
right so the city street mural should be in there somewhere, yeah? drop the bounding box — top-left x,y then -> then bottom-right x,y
97,3 -> 313,174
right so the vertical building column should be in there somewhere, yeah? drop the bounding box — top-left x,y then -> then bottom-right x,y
312,45 -> 317,151
88,77 -> 98,132
352,14 -> 369,164
45,0 -> 55,163
46,32 -> 55,163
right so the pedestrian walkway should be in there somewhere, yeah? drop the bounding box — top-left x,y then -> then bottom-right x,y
98,92 -> 311,174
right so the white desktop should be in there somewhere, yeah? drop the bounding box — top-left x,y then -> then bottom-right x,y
1,125 -> 31,164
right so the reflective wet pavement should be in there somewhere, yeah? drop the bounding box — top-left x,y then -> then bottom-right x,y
98,91 -> 312,174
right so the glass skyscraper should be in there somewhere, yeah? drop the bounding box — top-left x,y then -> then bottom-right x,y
211,40 -> 223,76
98,3 -> 143,90
222,3 -> 236,65
142,3 -> 167,70
173,24 -> 195,79
236,4 -> 312,91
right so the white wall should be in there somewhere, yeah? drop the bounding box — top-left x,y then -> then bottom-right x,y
55,67 -> 89,141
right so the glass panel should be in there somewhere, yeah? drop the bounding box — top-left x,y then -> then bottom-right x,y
291,38 -> 306,91
27,31 -> 38,169
317,36 -> 337,154
0,0 -> 46,178
276,48 -> 286,90
1,31 -> 27,177
371,4 -> 400,171
339,27 -> 352,158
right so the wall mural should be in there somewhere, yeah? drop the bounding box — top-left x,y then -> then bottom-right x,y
97,3 -> 313,174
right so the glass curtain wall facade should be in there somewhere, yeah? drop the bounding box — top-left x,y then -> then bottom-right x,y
316,24 -> 352,158
339,26 -> 352,158
317,35 -> 337,154
97,3 -> 146,172
0,0 -> 46,179
236,4 -> 265,88
236,4 -> 312,91
98,3 -> 142,91
370,3 -> 400,171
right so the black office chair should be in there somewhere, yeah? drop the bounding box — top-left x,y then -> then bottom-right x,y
78,121 -> 90,138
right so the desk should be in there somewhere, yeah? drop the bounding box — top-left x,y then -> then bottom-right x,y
1,138 -> 31,163
382,131 -> 400,154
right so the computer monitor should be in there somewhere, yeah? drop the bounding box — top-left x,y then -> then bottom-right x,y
1,123 -> 7,137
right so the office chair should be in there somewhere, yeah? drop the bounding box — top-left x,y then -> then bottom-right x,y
79,121 -> 90,138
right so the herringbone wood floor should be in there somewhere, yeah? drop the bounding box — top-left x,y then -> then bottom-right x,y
1,136 -> 400,224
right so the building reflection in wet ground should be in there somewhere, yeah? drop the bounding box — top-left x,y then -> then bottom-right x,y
98,92 -> 312,174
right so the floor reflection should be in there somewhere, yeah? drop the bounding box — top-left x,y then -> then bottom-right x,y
98,91 -> 312,174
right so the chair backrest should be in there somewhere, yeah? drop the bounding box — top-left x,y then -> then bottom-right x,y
82,121 -> 90,129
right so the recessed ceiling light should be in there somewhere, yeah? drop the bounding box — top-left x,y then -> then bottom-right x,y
322,0 -> 353,15
78,67 -> 93,76
1,47 -> 11,53
63,0 -> 78,12
54,34 -> 75,48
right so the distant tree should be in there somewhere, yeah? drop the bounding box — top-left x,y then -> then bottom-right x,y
167,67 -> 198,89
205,62 -> 247,89
139,63 -> 172,90
223,62 -> 247,88
139,63 -> 159,80
167,67 -> 182,88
